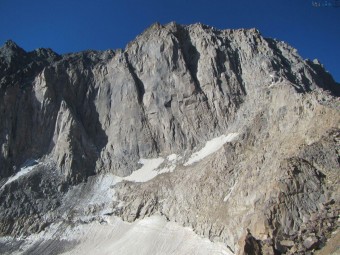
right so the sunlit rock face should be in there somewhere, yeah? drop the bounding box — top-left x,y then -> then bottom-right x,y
0,23 -> 339,255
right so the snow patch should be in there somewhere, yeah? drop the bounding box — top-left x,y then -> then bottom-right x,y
167,153 -> 181,162
123,158 -> 165,182
3,160 -> 40,186
123,154 -> 182,183
184,133 -> 239,166
223,181 -> 238,202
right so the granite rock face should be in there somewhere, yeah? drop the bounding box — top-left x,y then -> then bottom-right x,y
0,23 -> 339,254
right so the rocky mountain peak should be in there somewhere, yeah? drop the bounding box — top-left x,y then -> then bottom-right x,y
2,40 -> 24,52
0,40 -> 26,65
0,23 -> 339,255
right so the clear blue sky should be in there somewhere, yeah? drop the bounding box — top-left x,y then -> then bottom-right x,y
0,0 -> 339,81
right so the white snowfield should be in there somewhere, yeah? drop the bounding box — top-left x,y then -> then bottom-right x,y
123,157 -> 165,182
3,160 -> 40,187
59,215 -> 232,255
223,181 -> 238,202
167,153 -> 180,162
184,133 -> 239,166
0,216 -> 232,255
123,153 -> 182,183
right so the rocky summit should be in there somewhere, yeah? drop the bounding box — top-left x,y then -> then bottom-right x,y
0,22 -> 339,255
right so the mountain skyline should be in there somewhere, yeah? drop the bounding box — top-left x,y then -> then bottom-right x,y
0,0 -> 339,82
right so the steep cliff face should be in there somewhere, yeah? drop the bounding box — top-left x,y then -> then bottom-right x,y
0,22 -> 339,254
